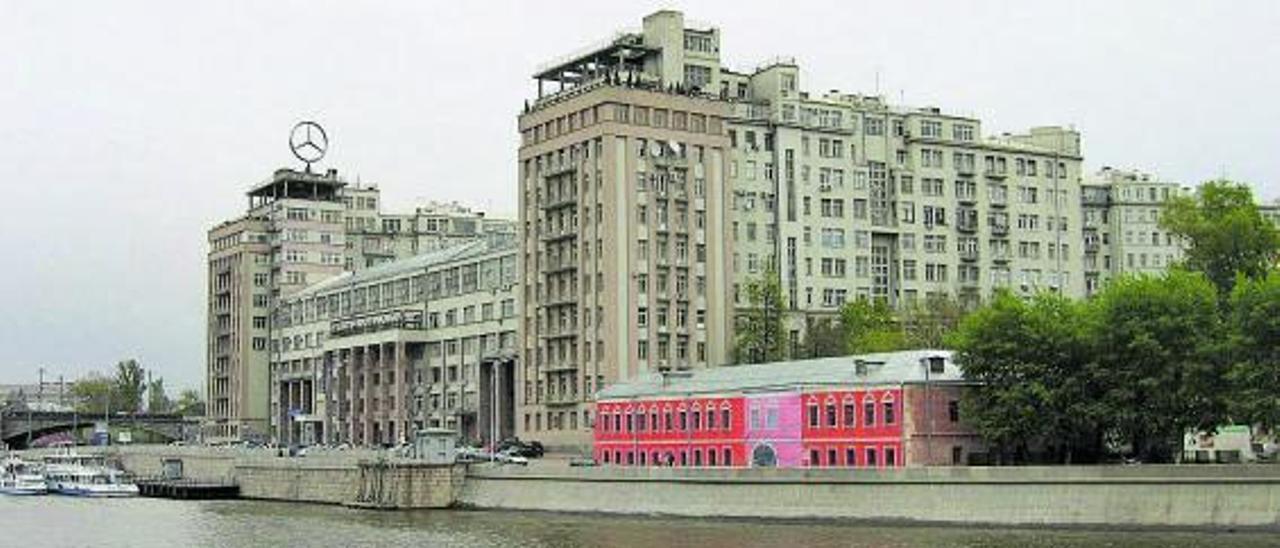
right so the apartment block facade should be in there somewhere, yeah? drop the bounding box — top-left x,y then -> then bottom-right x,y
206,167 -> 515,442
516,10 -> 1083,449
269,240 -> 518,446
1080,167 -> 1189,295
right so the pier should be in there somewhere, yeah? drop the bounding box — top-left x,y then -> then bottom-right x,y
136,479 -> 239,500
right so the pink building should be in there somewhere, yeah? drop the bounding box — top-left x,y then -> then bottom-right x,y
594,350 -> 985,468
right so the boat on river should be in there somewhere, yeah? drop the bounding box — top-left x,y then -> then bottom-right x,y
42,450 -> 138,497
1,456 -> 48,495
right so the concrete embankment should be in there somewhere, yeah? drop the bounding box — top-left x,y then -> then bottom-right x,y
25,446 -> 1280,529
460,465 -> 1280,529
23,446 -> 462,509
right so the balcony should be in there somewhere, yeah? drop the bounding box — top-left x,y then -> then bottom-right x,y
542,193 -> 577,210
959,248 -> 979,261
544,391 -> 580,406
540,228 -> 578,242
990,223 -> 1009,236
984,168 -> 1008,179
956,164 -> 976,176
989,194 -> 1008,208
545,361 -> 579,373
1084,241 -> 1101,253
957,219 -> 979,233
991,251 -> 1011,263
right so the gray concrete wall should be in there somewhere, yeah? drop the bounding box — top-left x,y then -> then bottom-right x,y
460,465 -> 1280,529
22,445 -> 459,508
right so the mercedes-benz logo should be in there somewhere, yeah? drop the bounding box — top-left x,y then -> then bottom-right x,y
289,120 -> 328,168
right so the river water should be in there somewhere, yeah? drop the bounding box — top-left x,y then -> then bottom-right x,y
3,496 -> 1277,547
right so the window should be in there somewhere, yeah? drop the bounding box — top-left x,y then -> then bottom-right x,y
807,402 -> 819,428
883,399 -> 896,425
949,400 -> 960,423
866,447 -> 878,467
885,447 -> 896,467
843,399 -> 856,428
863,397 -> 876,426
825,402 -> 837,428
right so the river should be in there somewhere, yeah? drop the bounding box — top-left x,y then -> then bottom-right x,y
3,496 -> 1278,547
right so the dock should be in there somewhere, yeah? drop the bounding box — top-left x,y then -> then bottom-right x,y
136,479 -> 240,500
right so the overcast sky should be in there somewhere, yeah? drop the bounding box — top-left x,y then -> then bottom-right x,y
2,1 -> 1277,390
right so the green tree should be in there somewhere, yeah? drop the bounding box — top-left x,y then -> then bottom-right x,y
113,359 -> 146,413
1226,271 -> 1280,431
1160,180 -> 1280,296
147,376 -> 172,413
734,266 -> 787,364
799,316 -> 847,358
949,290 -> 1100,463
1091,271 -> 1224,462
840,299 -> 905,353
175,389 -> 206,417
902,294 -> 968,349
71,374 -> 115,414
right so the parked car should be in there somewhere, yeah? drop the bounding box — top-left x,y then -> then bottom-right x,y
496,449 -> 529,466
496,438 -> 545,458
569,456 -> 597,467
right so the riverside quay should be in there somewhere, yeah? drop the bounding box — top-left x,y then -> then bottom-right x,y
593,350 -> 982,468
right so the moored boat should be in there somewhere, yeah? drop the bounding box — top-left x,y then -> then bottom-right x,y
1,456 -> 47,496
42,450 -> 138,497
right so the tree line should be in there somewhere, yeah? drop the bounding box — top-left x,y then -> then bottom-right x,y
733,180 -> 1280,464
70,359 -> 205,416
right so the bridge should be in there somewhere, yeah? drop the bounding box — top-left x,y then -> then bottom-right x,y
0,409 -> 194,449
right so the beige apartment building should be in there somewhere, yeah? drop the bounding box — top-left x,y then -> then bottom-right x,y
516,9 -> 1084,449
270,239 -> 518,446
206,167 -> 515,442
1081,167 -> 1189,295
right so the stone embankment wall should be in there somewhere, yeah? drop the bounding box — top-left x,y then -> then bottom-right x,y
24,445 -> 459,508
460,465 -> 1280,529
25,446 -> 1280,528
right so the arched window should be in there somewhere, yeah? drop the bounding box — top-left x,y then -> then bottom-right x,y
614,411 -> 623,432
707,404 -> 718,429
842,395 -> 857,428
678,404 -> 688,431
636,408 -> 647,432
882,394 -> 896,425
863,394 -> 876,427
693,449 -> 703,466
603,451 -> 611,464
824,397 -> 837,428
691,403 -> 702,431
638,451 -> 647,466
720,402 -> 732,431
624,406 -> 634,433
614,450 -> 621,464
806,397 -> 820,428
722,447 -> 733,466
664,406 -> 674,431
708,448 -> 718,466
627,451 -> 635,465
602,407 -> 611,432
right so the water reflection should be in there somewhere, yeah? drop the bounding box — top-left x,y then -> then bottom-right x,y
3,496 -> 1276,548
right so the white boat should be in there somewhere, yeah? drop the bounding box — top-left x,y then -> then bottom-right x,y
1,456 -> 47,496
42,450 -> 139,497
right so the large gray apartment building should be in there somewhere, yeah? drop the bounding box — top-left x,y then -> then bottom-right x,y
516,10 -> 1088,449
205,168 -> 514,442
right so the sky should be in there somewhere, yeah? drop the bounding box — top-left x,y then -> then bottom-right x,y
2,0 -> 1278,391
